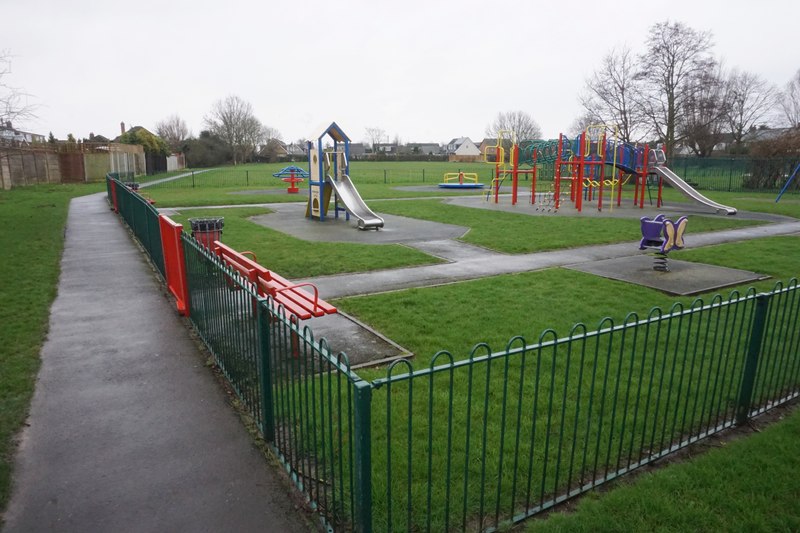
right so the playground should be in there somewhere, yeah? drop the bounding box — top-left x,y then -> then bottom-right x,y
5,122 -> 800,533
126,151 -> 800,532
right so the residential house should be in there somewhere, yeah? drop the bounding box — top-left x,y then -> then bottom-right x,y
285,141 -> 307,157
446,137 -> 481,162
348,143 -> 369,159
373,142 -> 399,155
257,139 -> 288,162
404,142 -> 441,156
0,121 -> 46,145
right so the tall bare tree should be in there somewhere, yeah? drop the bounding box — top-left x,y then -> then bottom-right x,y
781,69 -> 800,128
364,127 -> 386,151
635,21 -> 715,158
678,64 -> 730,156
486,111 -> 542,142
568,112 -> 600,137
580,45 -> 643,142
155,114 -> 190,153
204,95 -> 263,164
725,69 -> 779,147
0,51 -> 36,126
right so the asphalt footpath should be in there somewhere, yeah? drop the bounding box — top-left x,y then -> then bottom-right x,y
2,193 -> 314,533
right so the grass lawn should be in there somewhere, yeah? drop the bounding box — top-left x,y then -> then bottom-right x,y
333,236 -> 798,532
372,199 -> 763,254
339,236 -> 798,371
526,403 -> 800,532
166,207 -> 442,278
0,183 -> 104,515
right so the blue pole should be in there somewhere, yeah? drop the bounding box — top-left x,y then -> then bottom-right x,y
775,162 -> 800,203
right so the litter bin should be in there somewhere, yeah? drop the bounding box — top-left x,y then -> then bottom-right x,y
189,217 -> 224,249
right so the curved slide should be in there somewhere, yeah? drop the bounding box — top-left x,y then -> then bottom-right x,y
325,174 -> 385,230
653,166 -> 737,215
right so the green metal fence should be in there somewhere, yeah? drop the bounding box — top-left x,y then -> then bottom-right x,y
670,156 -> 799,193
365,281 -> 800,532
177,241 -> 798,533
107,176 -> 164,277
181,234 -> 366,532
107,183 -> 800,531
138,158 -> 799,193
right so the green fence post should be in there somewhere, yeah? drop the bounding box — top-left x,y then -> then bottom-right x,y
728,159 -> 734,192
257,301 -> 275,441
383,169 -> 387,184
422,168 -> 425,182
353,380 -> 373,533
246,170 -> 249,186
192,171 -> 195,188
736,293 -> 771,424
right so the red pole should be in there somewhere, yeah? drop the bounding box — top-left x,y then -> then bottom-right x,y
576,132 -> 585,212
512,143 -> 519,205
494,144 -> 501,204
531,148 -> 538,205
555,135 -> 563,210
598,134 -> 606,211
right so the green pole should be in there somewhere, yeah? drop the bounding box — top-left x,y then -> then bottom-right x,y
192,171 -> 195,188
246,170 -> 250,186
353,380 -> 373,533
736,293 -> 770,424
384,169 -> 387,184
728,159 -> 733,192
422,168 -> 425,182
257,301 -> 275,441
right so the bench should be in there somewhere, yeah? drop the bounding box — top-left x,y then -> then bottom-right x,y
212,241 -> 336,320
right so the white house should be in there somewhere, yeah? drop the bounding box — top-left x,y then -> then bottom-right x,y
446,137 -> 481,162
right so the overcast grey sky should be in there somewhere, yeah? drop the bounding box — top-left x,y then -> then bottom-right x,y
3,0 -> 798,145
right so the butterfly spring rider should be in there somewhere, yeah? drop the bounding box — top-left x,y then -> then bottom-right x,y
639,215 -> 688,272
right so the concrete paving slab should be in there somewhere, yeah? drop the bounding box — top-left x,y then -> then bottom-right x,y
248,202 -> 468,244
564,255 -> 770,296
228,188 -> 297,196
301,312 -> 411,367
2,194 -> 313,533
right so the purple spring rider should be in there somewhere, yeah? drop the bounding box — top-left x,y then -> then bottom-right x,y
639,214 -> 688,272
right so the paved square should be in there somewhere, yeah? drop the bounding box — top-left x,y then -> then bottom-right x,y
564,255 -> 770,296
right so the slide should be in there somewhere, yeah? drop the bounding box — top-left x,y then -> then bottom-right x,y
653,166 -> 737,215
325,174 -> 385,230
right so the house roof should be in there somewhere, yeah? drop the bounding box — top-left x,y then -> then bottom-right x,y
741,127 -> 794,143
113,125 -> 157,143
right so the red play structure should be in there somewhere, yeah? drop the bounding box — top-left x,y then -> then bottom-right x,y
485,127 -> 655,213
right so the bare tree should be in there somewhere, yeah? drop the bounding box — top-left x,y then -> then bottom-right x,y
364,127 -> 386,151
486,111 -> 542,142
678,64 -> 730,156
635,21 -> 715,158
0,51 -> 36,126
781,69 -> 800,128
725,69 -> 779,147
155,114 -> 190,153
204,95 -> 263,164
580,45 -> 643,142
567,112 -> 600,137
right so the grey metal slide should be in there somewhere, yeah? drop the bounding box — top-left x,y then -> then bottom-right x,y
653,166 -> 737,215
325,174 -> 385,229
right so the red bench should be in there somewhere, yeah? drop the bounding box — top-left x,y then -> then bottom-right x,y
212,241 -> 336,320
